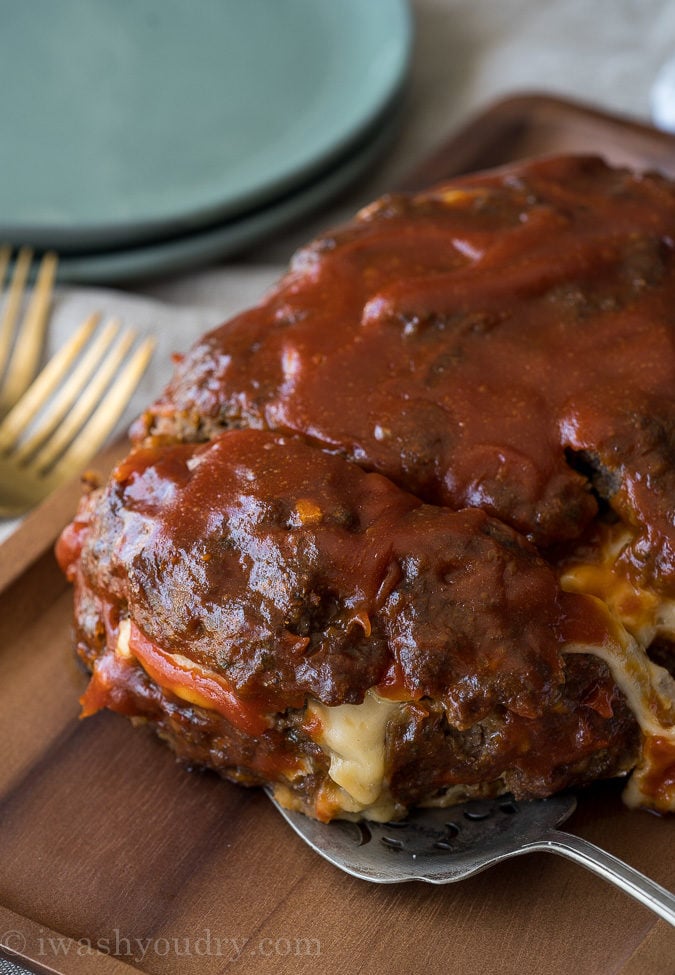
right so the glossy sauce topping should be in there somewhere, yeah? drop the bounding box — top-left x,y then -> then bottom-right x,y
72,429 -> 610,726
144,155 -> 675,591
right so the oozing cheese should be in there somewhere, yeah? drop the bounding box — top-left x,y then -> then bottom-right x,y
560,526 -> 675,646
561,526 -> 675,812
306,690 -> 403,820
565,623 -> 675,811
116,618 -> 133,658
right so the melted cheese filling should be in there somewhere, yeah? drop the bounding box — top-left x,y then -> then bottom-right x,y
560,526 -> 675,646
119,616 -> 405,819
561,526 -> 675,811
565,620 -> 675,811
306,523 -> 675,818
306,690 -> 404,821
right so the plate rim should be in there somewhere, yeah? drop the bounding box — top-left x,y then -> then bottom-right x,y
55,100 -> 405,284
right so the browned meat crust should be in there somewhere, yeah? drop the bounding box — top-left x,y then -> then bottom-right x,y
57,430 -> 640,819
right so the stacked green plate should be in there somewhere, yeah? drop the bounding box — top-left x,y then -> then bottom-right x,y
0,0 -> 412,281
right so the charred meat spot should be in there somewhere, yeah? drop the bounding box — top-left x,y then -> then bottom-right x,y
564,447 -> 620,507
284,586 -> 370,658
546,282 -> 591,314
478,516 -> 533,557
327,504 -> 360,531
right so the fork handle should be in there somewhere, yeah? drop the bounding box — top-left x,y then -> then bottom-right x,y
522,830 -> 675,926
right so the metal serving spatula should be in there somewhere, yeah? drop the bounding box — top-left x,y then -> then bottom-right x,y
266,790 -> 675,925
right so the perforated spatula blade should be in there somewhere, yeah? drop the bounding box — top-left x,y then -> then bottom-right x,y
266,790 -> 675,925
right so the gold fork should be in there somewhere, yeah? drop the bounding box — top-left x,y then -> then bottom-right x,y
0,314 -> 155,517
0,246 -> 58,416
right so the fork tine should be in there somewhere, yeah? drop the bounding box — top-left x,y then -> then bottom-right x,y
0,312 -> 100,452
9,316 -> 120,462
32,329 -> 154,470
0,245 -> 11,290
0,250 -> 58,410
29,330 -> 135,471
43,336 -> 155,479
0,247 -> 33,380
33,329 -> 133,469
0,323 -> 154,519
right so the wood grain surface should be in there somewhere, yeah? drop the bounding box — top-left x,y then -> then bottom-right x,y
399,91 -> 675,189
1,95 -> 674,975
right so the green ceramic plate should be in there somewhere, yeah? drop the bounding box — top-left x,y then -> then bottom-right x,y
54,102 -> 403,284
0,0 -> 411,249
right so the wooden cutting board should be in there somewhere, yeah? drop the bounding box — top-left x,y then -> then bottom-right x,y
1,95 -> 674,975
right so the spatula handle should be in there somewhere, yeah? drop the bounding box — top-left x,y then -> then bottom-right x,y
523,830 -> 675,926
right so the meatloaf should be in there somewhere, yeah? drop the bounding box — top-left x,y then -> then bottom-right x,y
58,154 -> 675,820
